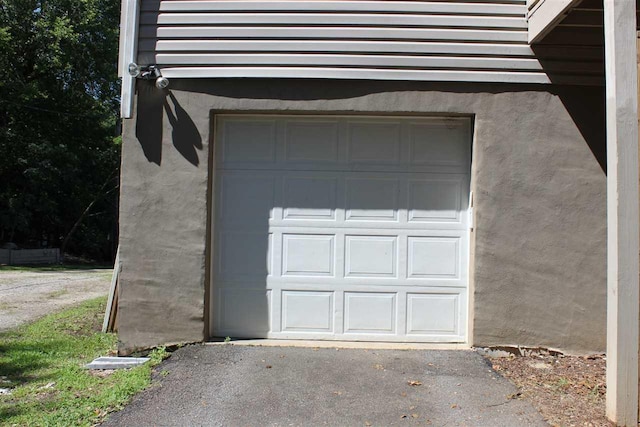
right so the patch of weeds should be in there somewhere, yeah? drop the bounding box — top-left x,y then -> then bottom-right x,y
555,377 -> 571,390
0,297 -> 169,426
588,383 -> 606,401
98,272 -> 115,281
224,336 -> 231,343
45,289 -> 68,299
0,302 -> 16,311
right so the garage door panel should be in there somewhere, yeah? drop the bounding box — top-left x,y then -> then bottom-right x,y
345,177 -> 400,222
407,237 -> 460,279
344,292 -> 397,334
283,175 -> 338,220
281,291 -> 334,332
222,119 -> 277,163
212,115 -> 470,342
408,178 -> 464,223
272,229 -> 466,285
347,122 -> 402,164
282,234 -> 335,277
218,288 -> 271,336
268,283 -> 466,293
409,122 -> 470,168
218,173 -> 276,223
217,231 -> 272,280
269,220 -> 468,231
345,235 -> 397,278
284,120 -> 340,163
273,278 -> 467,289
218,116 -> 470,174
406,293 -> 461,336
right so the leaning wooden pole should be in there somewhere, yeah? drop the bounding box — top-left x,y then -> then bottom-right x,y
604,0 -> 639,425
102,248 -> 120,333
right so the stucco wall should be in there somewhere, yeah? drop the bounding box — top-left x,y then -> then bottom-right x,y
118,79 -> 606,354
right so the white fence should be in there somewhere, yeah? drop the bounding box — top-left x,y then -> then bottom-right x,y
0,248 -> 61,265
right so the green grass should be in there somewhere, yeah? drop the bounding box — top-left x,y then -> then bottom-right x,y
0,264 -> 111,272
0,297 -> 168,426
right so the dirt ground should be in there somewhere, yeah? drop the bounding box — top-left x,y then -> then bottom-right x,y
0,268 -> 112,331
488,352 -> 611,427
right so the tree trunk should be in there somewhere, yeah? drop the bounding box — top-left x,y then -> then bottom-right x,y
60,170 -> 117,258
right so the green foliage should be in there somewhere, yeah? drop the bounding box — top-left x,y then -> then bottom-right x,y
0,0 -> 121,260
0,297 -> 169,426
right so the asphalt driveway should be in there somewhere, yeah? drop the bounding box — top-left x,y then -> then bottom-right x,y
103,345 -> 547,426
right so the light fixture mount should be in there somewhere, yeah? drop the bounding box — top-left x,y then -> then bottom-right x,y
127,62 -> 141,77
127,64 -> 169,89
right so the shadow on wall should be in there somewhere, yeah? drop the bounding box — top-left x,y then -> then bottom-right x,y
527,7 -> 606,174
167,78 -> 561,101
163,78 -> 607,175
135,81 -> 203,166
553,86 -> 606,174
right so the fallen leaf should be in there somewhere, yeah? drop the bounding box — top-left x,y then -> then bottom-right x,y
265,365 -> 272,369
400,415 -> 408,419
411,413 -> 419,418
333,391 -> 343,396
400,392 -> 407,397
409,406 -> 417,410
451,404 -> 458,409
373,364 -> 385,370
408,380 -> 422,386
364,422 -> 372,426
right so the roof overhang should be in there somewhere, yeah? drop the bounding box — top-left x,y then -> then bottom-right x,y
527,0 -> 583,44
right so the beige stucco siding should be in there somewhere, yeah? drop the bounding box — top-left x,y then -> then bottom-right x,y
118,79 -> 606,355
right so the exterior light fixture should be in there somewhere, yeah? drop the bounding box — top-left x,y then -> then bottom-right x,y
127,62 -> 141,77
155,76 -> 170,89
127,64 -> 169,89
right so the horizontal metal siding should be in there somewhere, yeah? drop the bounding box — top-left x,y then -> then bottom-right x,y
137,0 -> 603,85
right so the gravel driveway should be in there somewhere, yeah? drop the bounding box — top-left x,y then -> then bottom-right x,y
103,345 -> 547,426
0,268 -> 112,331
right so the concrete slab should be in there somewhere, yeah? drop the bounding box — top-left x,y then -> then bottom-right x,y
85,356 -> 150,370
102,345 -> 547,426
208,339 -> 471,350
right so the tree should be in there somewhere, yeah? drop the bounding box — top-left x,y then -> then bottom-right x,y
0,0 -> 121,261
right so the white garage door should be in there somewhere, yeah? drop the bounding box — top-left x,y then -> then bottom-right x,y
211,115 -> 470,342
